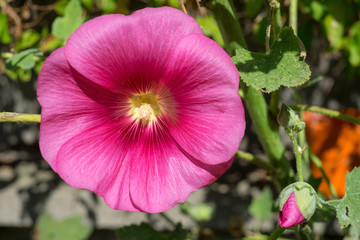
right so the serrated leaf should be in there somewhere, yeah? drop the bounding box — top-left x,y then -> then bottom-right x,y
52,0 -> 84,41
249,186 -> 273,220
35,213 -> 93,240
5,49 -> 42,70
336,167 -> 360,228
232,27 -> 311,92
344,224 -> 360,240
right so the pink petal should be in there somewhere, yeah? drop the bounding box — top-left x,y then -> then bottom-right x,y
55,120 -> 140,212
128,123 -> 233,213
279,192 -> 306,228
37,48 -> 117,167
160,34 -> 245,165
64,7 -> 202,90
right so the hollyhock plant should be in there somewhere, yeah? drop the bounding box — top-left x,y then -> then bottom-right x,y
279,182 -> 318,228
37,7 -> 245,213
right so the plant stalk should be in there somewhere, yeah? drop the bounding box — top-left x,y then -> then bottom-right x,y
309,150 -> 338,199
287,129 -> 303,181
268,225 -> 285,240
289,0 -> 298,34
236,150 -> 276,173
0,112 -> 41,123
204,0 -> 293,187
291,104 -> 360,125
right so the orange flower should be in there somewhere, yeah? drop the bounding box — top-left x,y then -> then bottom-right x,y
304,109 -> 360,198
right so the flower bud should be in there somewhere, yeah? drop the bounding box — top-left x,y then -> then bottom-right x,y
278,182 -> 318,228
277,104 -> 305,133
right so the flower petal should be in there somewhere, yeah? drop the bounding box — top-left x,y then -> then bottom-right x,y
37,48 -> 116,167
279,192 -> 306,228
128,123 -> 232,213
55,121 -> 140,212
161,33 -> 245,165
64,7 -> 202,90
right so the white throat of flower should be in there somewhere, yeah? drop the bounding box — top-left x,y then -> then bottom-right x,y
129,92 -> 161,125
133,103 -> 154,122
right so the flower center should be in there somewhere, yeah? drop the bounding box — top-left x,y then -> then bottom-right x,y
129,92 -> 161,125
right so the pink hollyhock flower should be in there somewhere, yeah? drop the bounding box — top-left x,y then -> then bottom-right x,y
279,192 -> 306,228
37,7 -> 245,213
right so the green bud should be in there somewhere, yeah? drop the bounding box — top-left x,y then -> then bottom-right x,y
279,182 -> 319,221
277,103 -> 306,133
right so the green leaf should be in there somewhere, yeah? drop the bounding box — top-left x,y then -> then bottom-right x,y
116,223 -> 187,240
81,0 -> 94,9
167,224 -> 187,240
336,167 -> 360,228
5,49 -> 42,70
323,14 -> 344,50
296,76 -> 323,89
147,0 -> 165,7
232,27 -> 311,92
180,202 -> 214,222
35,213 -> 93,240
309,1 -> 327,21
249,186 -> 273,220
0,13 -> 12,44
117,223 -> 165,240
241,234 -> 289,240
345,22 -> 360,67
311,200 -> 336,222
196,16 -> 224,47
34,60 -> 45,75
167,0 -> 181,9
52,0 -> 85,41
344,224 -> 360,240
54,0 -> 69,15
18,69 -> 32,82
245,0 -> 264,19
15,29 -> 40,51
95,0 -> 117,13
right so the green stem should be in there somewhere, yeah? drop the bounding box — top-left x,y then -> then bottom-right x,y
205,0 -> 294,187
0,112 -> 41,123
268,225 -> 285,240
289,0 -> 298,34
327,199 -> 341,206
270,90 -> 280,117
266,0 -> 281,52
270,0 -> 282,44
204,0 -> 247,53
291,104 -> 360,125
287,129 -> 303,181
265,5 -> 273,54
309,150 -> 338,199
236,150 -> 276,173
